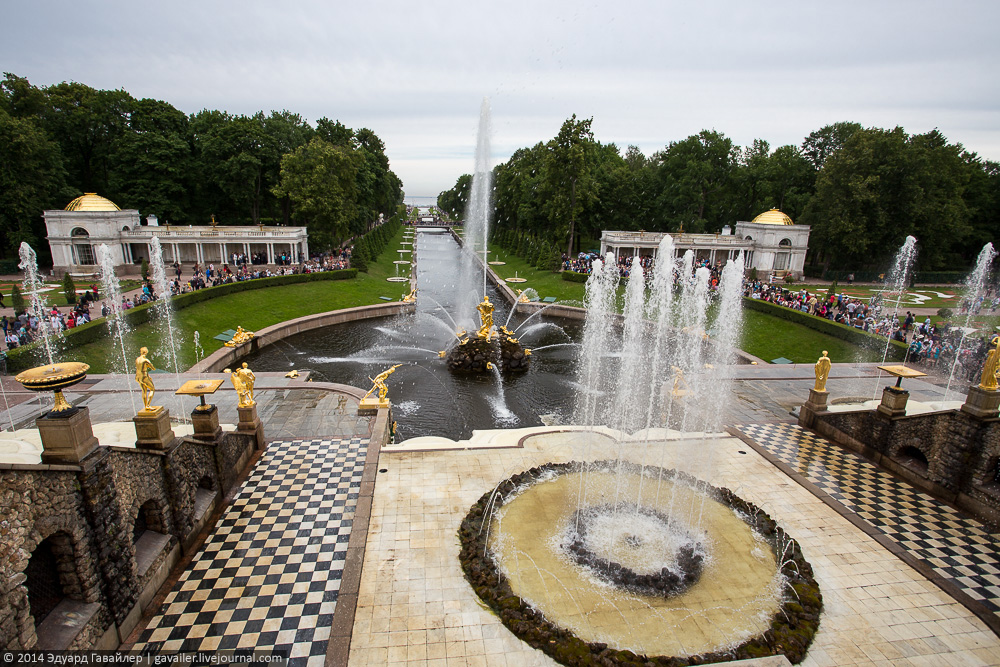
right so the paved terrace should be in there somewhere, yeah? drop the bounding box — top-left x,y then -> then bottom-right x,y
2,365 -> 999,665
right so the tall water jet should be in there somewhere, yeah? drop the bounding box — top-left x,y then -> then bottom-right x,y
873,235 -> 918,398
149,237 -> 181,372
946,242 -> 997,398
18,242 -> 57,364
459,98 -> 493,315
97,244 -> 137,413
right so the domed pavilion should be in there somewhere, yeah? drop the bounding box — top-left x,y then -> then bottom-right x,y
598,207 -> 810,280
43,194 -> 309,277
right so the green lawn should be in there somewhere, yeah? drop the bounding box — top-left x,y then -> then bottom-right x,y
793,283 -> 963,310
485,247 -> 586,304
63,229 -> 409,373
740,310 -> 886,364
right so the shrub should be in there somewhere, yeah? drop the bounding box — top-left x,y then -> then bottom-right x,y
827,280 -> 838,302
937,307 -> 953,320
11,284 -> 24,313
748,267 -> 758,282
62,272 -> 77,304
140,258 -> 149,281
783,273 -> 796,284
562,270 -> 590,283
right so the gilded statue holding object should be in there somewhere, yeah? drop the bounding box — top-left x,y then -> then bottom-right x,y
814,350 -> 832,392
476,296 -> 495,339
364,364 -> 402,402
230,362 -> 257,407
225,326 -> 255,348
135,346 -> 161,413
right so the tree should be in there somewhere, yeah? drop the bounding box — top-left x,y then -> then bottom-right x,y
0,109 -> 69,255
803,126 -> 973,269
542,115 -> 597,255
62,272 -> 77,304
438,174 -> 471,219
109,98 -> 192,222
273,137 -> 359,249
652,130 -> 737,232
801,122 -> 862,170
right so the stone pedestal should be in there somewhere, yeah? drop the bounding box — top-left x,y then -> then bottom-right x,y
798,388 -> 829,429
805,388 -> 829,410
36,407 -> 100,464
237,403 -> 265,450
877,386 -> 909,418
358,397 -> 388,415
133,408 -> 176,450
961,385 -> 1000,420
191,405 -> 222,443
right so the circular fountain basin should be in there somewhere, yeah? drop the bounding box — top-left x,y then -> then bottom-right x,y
488,261 -> 506,265
505,277 -> 527,283
489,466 -> 782,657
386,277 -> 409,282
393,260 -> 411,265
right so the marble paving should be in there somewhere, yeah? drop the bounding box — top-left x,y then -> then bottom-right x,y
350,428 -> 1000,666
131,436 -> 367,666
737,423 -> 1000,618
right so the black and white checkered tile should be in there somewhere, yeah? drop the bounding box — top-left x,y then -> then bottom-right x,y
132,437 -> 368,666
738,423 -> 1000,616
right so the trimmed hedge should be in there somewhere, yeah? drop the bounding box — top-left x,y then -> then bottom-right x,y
561,270 -> 589,283
805,266 -> 976,285
742,297 -> 907,360
5,269 -> 357,373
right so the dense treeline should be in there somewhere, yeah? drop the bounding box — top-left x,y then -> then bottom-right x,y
439,119 -> 1000,271
0,73 -> 404,261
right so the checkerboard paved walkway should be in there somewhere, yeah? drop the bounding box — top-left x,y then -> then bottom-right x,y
737,423 -> 1000,618
132,436 -> 368,666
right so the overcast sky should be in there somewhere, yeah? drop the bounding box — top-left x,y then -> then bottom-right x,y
3,1 -> 998,199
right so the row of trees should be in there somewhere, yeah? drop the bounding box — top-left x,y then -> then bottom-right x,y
0,73 -> 404,259
439,119 -> 1000,271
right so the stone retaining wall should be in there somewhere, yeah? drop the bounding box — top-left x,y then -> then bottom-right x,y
190,302 -> 415,373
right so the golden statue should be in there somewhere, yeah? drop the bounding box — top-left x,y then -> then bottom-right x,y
670,366 -> 690,398
230,362 -> 256,407
225,326 -> 255,348
363,364 -> 402,402
980,338 -> 1000,391
814,350 -> 832,392
135,347 -> 160,413
516,289 -> 529,303
402,287 -> 417,303
476,296 -> 495,339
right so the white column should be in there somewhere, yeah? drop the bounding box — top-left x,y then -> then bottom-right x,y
220,243 -> 225,264
243,243 -> 250,261
267,243 -> 274,265
710,249 -> 716,266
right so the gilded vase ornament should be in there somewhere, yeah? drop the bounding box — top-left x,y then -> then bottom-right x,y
476,296 -> 495,339
231,362 -> 256,407
363,364 -> 402,402
135,347 -> 161,413
15,362 -> 90,414
980,338 -> 1000,391
814,351 -> 832,392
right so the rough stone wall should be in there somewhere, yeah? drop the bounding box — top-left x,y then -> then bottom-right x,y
164,441 -> 219,538
110,450 -> 173,538
0,468 -> 110,649
76,450 -> 140,628
815,409 -> 1000,511
218,433 -> 253,492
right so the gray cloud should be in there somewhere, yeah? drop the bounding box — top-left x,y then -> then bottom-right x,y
3,0 -> 998,197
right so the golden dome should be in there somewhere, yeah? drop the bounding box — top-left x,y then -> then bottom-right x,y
64,193 -> 120,212
750,208 -> 794,225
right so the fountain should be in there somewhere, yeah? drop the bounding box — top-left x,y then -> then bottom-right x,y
97,244 -> 137,413
945,242 -> 997,399
458,243 -> 822,664
872,235 -> 918,398
18,242 -> 58,365
442,295 -> 530,373
458,97 -> 493,316
148,238 -> 181,372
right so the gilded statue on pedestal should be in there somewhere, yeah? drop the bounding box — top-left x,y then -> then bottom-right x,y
230,362 -> 256,407
135,346 -> 160,412
814,350 -> 832,392
476,296 -> 495,339
402,287 -> 417,303
980,337 -> 1000,391
363,364 -> 402,402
